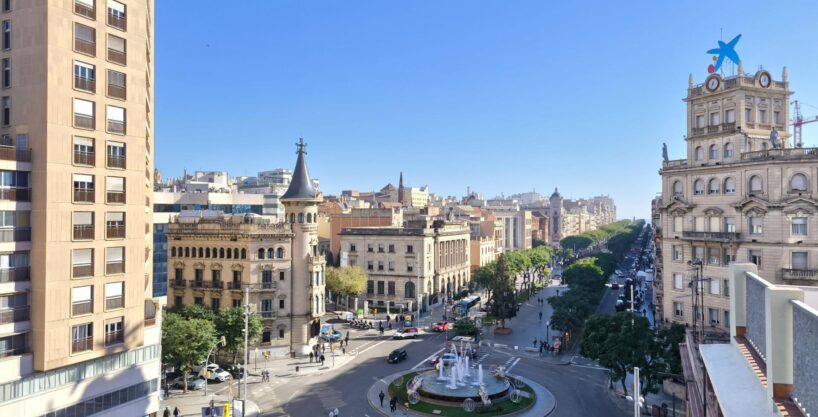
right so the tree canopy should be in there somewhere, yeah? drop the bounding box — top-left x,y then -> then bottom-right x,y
162,313 -> 217,392
215,307 -> 263,363
325,266 -> 368,298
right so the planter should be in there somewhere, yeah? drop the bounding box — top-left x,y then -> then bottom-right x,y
494,327 -> 513,335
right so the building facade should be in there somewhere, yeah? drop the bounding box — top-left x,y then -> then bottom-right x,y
548,189 -> 617,244
485,200 -> 532,251
658,64 -> 818,332
0,1 -> 160,416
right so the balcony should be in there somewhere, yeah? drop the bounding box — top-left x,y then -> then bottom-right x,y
0,227 -> 30,242
0,306 -> 29,324
741,147 -> 818,163
105,296 -> 123,310
107,83 -> 126,100
104,330 -> 123,346
73,263 -> 93,278
782,268 -> 818,282
307,254 -> 326,265
107,48 -> 126,66
721,122 -> 737,133
681,231 -> 740,242
261,281 -> 275,290
73,224 -> 94,240
107,12 -> 126,31
74,38 -> 96,56
209,280 -> 224,290
0,146 -> 31,162
74,1 -> 95,19
105,261 -> 124,275
106,224 -> 124,239
107,119 -> 125,134
72,301 -> 92,316
71,336 -> 93,354
73,150 -> 95,166
74,114 -> 95,129
74,188 -> 95,203
260,311 -> 275,319
691,127 -> 705,136
107,154 -> 125,169
171,279 -> 186,289
74,75 -> 95,93
228,282 -> 243,291
0,187 -> 30,202
0,266 -> 29,283
662,159 -> 688,171
707,125 -> 720,134
190,279 -> 204,289
0,344 -> 28,358
106,190 -> 125,204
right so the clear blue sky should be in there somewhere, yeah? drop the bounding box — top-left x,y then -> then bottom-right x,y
155,1 -> 818,220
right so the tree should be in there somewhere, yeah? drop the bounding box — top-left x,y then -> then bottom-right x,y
656,323 -> 686,376
453,318 -> 477,336
474,262 -> 497,304
488,254 -> 517,328
215,307 -> 263,363
325,266 -> 368,307
503,250 -> 531,276
588,253 -> 618,278
176,303 -> 216,322
560,235 -> 593,252
162,313 -> 217,392
526,246 -> 552,274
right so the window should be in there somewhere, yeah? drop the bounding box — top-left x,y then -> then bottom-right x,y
106,105 -> 125,134
297,213 -> 303,223
673,216 -> 683,232
0,211 -> 28,243
73,137 -> 95,166
378,244 -> 384,253
792,251 -> 808,270
71,323 -> 93,353
708,178 -> 720,194
790,173 -> 808,192
73,211 -> 94,240
673,273 -> 683,290
367,280 -> 374,295
194,297 -> 203,305
71,286 -> 93,316
173,268 -> 182,281
673,302 -> 684,318
708,308 -> 720,326
73,98 -> 95,129
708,145 -> 718,160
105,246 -> 124,274
693,247 -> 704,262
211,298 -> 220,311
103,212 -> 124,240
694,217 -> 705,232
104,282 -> 123,310
0,252 -> 29,283
672,245 -> 682,261
695,115 -> 704,128
388,244 -> 395,253
107,34 -> 126,65
72,248 -> 93,277
387,281 -> 395,296
693,179 -> 704,195
377,281 -> 384,295
709,278 -> 721,296
749,217 -> 763,235
708,216 -> 720,233
745,108 -> 752,123
724,310 -> 730,328
0,333 -> 27,358
759,109 -> 767,124
261,270 -> 273,289
723,279 -> 730,296
1,20 -> 9,50
279,271 -> 285,281
105,142 -> 126,170
107,69 -> 125,99
407,262 -> 414,272
349,243 -> 356,253
407,245 -> 414,253
749,175 -> 762,193
388,261 -> 395,271
724,143 -> 733,158
73,61 -> 96,92
792,217 -> 808,236
694,147 -> 703,161
672,181 -> 683,196
75,0 -> 96,19
377,261 -> 384,271
107,0 -> 126,30
710,112 -> 720,126
279,299 -> 285,309
261,299 -> 272,317
74,23 -> 95,56
774,110 -> 782,125
1,96 -> 8,126
2,0 -> 9,13
1,58 -> 8,88
725,109 -> 735,123
723,177 -> 736,194
276,247 -> 284,258
257,248 -> 264,259
749,250 -> 762,268
367,261 -> 373,271
106,176 -> 124,203
278,329 -> 285,339
367,244 -> 373,253
724,217 -> 735,233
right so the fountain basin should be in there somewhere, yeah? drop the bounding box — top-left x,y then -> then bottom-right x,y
415,370 -> 511,402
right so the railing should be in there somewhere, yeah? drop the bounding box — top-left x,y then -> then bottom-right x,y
107,12 -> 126,31
73,224 -> 94,240
307,254 -> 326,264
107,119 -> 125,134
0,146 -> 31,162
73,263 -> 93,278
0,266 -> 29,283
209,280 -> 224,289
74,1 -> 95,19
721,122 -> 736,133
260,311 -> 275,319
74,114 -> 95,129
107,154 -> 125,169
0,306 -> 29,324
0,228 -> 30,242
190,280 -> 204,289
707,125 -> 719,134
106,261 -> 124,275
71,336 -> 93,354
74,75 -> 95,92
681,231 -> 740,241
781,268 -> 818,281
662,159 -> 688,170
171,279 -> 186,288
107,48 -> 126,65
73,150 -> 95,166
107,83 -> 126,100
106,225 -> 125,239
261,281 -> 275,290
0,187 -> 31,202
106,190 -> 125,204
105,296 -> 123,310
74,188 -> 95,203
0,345 -> 28,358
74,38 -> 96,56
741,147 -> 818,162
691,127 -> 705,136
72,301 -> 92,316
228,282 -> 242,291
104,330 -> 123,346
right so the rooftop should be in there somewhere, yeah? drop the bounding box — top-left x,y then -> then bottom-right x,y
699,344 -> 777,417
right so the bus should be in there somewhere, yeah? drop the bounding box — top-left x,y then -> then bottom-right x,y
452,296 -> 481,318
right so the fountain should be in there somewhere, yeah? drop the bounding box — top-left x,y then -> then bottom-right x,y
411,343 -> 511,404
472,364 -> 484,387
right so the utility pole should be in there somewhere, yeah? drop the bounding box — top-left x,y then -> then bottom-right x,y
243,285 -> 250,401
417,258 -> 421,325
633,367 -> 641,417
630,284 -> 635,326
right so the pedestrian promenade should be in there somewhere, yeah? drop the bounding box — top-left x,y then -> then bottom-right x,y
160,392 -> 260,417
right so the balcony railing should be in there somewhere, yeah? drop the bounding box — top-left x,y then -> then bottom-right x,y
73,224 -> 94,240
228,282 -> 243,291
782,268 -> 818,281
104,330 -> 123,346
260,311 -> 275,319
662,159 -> 688,170
105,261 -> 124,275
74,1 -> 95,19
107,154 -> 125,169
106,190 -> 125,204
73,263 -> 93,278
0,146 -> 31,162
0,266 -> 29,283
681,231 -> 740,241
72,301 -> 92,316
107,84 -> 126,100
74,150 -> 95,166
741,147 -> 818,163
107,119 -> 125,134
74,75 -> 95,93
0,306 -> 29,324
74,188 -> 95,203
0,345 -> 29,358
261,281 -> 275,290
105,296 -> 123,310
107,12 -> 126,31
721,122 -> 736,133
0,228 -> 31,242
707,125 -> 720,134
171,279 -> 186,288
74,114 -> 95,129
0,187 -> 31,202
107,48 -> 126,65
74,38 -> 96,56
106,224 -> 125,239
71,336 -> 93,354
691,127 -> 705,136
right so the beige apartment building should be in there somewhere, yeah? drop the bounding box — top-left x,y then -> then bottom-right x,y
658,63 -> 818,332
0,1 -> 159,416
470,236 -> 497,272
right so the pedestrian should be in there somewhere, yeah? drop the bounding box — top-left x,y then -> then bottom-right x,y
388,322 -> 392,330
342,347 -> 346,355
390,397 -> 397,412
322,344 -> 326,353
163,407 -> 171,417
309,351 -> 314,363
379,390 -> 386,407
333,407 -> 339,417
173,406 -> 180,417
320,354 -> 325,365
539,311 -> 542,321
533,338 -> 537,348
345,333 -> 350,344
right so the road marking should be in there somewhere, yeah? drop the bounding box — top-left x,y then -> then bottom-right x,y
356,338 -> 389,356
287,389 -> 299,402
412,347 -> 445,370
570,363 -> 608,371
506,357 -> 521,372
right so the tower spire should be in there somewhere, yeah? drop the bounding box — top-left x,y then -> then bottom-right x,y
398,171 -> 405,206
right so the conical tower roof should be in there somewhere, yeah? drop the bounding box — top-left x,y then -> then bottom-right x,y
282,138 -> 319,200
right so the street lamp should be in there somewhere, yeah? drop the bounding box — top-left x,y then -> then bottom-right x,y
204,335 -> 226,396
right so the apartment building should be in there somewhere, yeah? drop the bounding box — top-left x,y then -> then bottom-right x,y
484,199 -> 532,251
0,1 -> 159,416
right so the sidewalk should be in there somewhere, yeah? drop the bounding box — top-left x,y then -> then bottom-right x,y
249,345 -> 358,379
160,392 -> 260,417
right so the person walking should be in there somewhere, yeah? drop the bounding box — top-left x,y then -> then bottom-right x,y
309,351 -> 314,363
538,344 -> 543,356
320,354 -> 325,365
533,338 -> 537,348
539,311 -> 542,321
379,390 -> 386,407
173,406 -> 180,417
345,332 -> 350,344
163,407 -> 171,417
390,397 -> 397,412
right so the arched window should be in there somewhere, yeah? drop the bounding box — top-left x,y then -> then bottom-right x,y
298,213 -> 304,223
749,175 -> 763,193
709,144 -> 718,160
226,248 -> 232,259
217,248 -> 223,258
724,177 -> 736,194
277,247 -> 284,259
240,249 -> 247,259
791,173 -> 808,192
258,248 -> 265,259
267,248 -> 274,259
708,178 -> 720,195
184,247 -> 190,257
306,213 -> 312,223
405,281 -> 415,299
171,247 -> 177,257
673,181 -> 683,196
694,179 -> 705,195
289,213 -> 295,223
198,247 -> 203,258
206,248 -> 211,258
233,248 -> 239,259
212,247 -> 218,258
724,142 -> 733,158
695,146 -> 704,161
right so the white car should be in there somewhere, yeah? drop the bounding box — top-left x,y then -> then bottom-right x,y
208,368 -> 231,382
192,362 -> 219,373
393,327 -> 419,339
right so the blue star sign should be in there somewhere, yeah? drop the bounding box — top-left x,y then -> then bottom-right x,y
707,34 -> 741,73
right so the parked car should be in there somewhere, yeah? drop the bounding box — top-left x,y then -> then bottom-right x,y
611,283 -> 620,289
205,367 -> 231,382
226,365 -> 245,379
192,361 -> 219,373
615,299 -> 627,312
387,348 -> 407,363
173,375 -> 206,391
430,352 -> 458,367
432,321 -> 449,332
393,327 -> 418,339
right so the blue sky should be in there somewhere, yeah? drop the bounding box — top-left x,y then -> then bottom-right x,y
156,1 -> 818,219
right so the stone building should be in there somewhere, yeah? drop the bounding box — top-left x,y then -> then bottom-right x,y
548,189 -> 617,244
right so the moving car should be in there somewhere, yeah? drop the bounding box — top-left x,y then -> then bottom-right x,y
387,348 -> 408,363
430,352 -> 458,367
172,375 -> 206,390
611,283 -> 620,289
431,321 -> 449,332
192,361 -> 219,373
393,327 -> 418,339
208,368 -> 231,382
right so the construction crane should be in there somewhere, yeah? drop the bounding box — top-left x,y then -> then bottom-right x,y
792,100 -> 818,148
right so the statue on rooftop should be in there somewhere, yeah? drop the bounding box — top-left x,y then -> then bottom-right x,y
662,142 -> 669,162
770,127 -> 780,149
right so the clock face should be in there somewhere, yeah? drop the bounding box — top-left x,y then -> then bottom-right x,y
759,72 -> 771,88
706,75 -> 720,92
